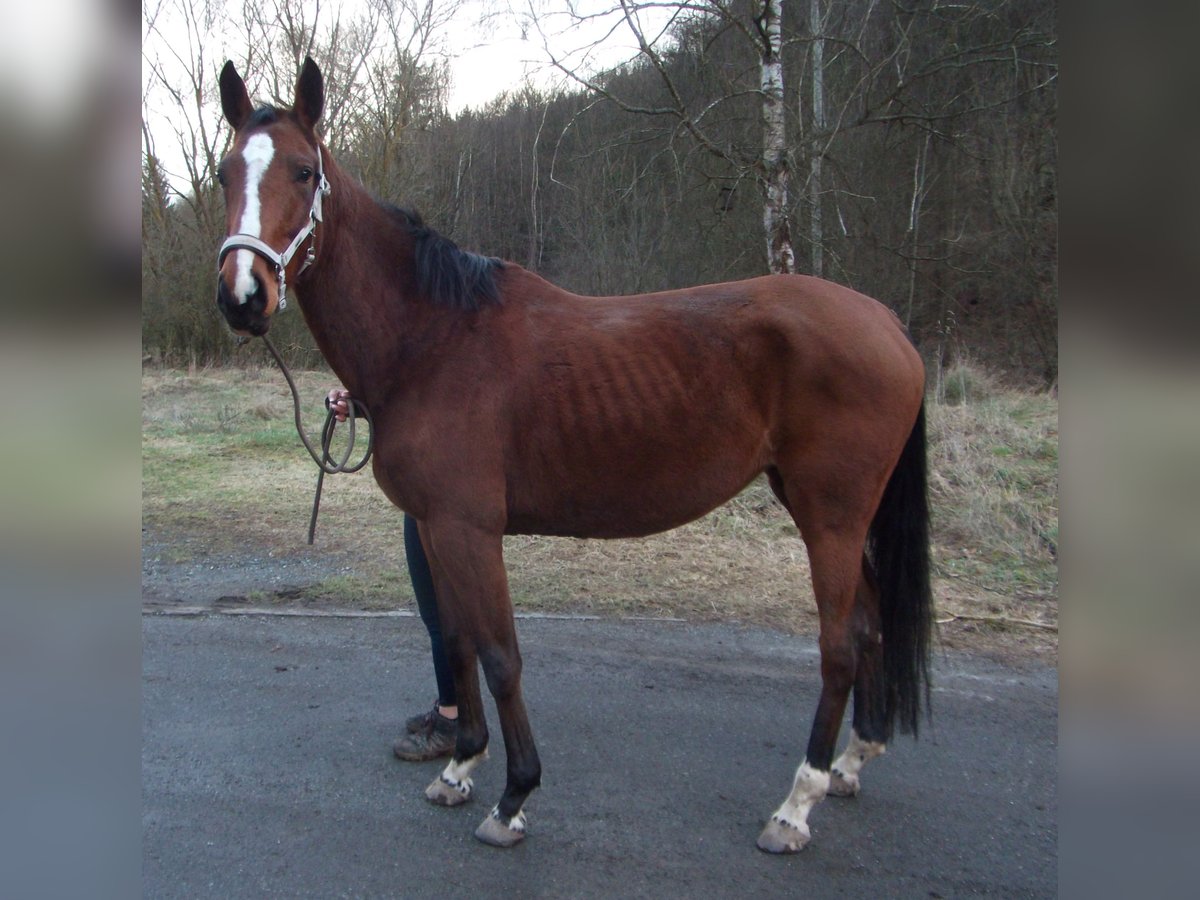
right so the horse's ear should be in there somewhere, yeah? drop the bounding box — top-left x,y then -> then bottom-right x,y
219,61 -> 252,131
294,56 -> 324,132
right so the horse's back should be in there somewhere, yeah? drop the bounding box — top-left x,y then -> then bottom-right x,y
512,269 -> 916,371
532,271 -> 923,423
490,270 -> 922,538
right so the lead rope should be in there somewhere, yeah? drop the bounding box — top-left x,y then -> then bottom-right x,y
260,334 -> 374,544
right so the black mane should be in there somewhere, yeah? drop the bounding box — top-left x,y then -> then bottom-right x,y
386,206 -> 504,310
247,106 -> 281,128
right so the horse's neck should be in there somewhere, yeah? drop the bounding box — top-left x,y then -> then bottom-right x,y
293,169 -> 418,405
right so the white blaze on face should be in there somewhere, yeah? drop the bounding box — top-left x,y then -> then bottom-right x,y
233,132 -> 276,303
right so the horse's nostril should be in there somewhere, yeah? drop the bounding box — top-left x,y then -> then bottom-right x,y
216,276 -> 235,309
248,273 -> 267,311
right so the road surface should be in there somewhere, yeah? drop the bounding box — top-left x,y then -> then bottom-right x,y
142,611 -> 1056,897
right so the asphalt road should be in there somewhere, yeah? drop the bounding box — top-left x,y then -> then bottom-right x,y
142,611 -> 1056,898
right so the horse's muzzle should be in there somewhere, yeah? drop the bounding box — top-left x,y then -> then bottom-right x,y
216,270 -> 270,336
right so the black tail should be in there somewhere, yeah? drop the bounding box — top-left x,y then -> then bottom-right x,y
868,400 -> 933,738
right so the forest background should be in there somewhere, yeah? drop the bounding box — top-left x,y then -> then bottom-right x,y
141,0 -> 1058,386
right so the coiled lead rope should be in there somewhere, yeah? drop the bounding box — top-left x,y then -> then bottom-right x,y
260,334 -> 374,543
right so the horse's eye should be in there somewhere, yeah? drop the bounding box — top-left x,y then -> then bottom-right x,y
216,169 -> 227,187
298,167 -> 313,183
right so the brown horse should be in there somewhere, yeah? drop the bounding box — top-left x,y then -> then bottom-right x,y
215,58 -> 932,853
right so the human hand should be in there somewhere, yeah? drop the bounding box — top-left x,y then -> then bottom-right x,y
326,387 -> 352,422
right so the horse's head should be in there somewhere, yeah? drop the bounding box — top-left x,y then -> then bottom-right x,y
215,58 -> 328,336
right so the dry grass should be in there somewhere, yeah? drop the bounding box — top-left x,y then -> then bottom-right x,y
502,485 -> 814,632
143,362 -> 1057,661
926,361 -> 1059,653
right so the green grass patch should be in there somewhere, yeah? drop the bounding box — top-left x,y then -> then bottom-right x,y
295,572 -> 412,610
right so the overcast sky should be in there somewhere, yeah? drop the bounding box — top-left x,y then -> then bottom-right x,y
140,0 -> 677,196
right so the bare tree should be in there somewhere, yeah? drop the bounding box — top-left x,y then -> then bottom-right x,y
142,0 -> 229,235
536,0 -> 799,274
758,0 -> 794,272
804,0 -> 823,277
140,0 -> 469,364
141,0 -> 1056,378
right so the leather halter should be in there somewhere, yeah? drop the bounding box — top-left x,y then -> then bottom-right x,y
217,143 -> 331,311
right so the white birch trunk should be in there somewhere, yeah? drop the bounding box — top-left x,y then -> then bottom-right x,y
809,0 -> 825,278
761,0 -> 794,274
905,133 -> 932,327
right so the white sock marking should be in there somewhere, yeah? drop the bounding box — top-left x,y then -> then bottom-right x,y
770,761 -> 830,833
831,729 -> 886,786
234,133 -> 275,303
490,804 -> 527,833
441,751 -> 487,790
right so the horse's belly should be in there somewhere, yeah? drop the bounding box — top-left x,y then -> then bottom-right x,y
504,440 -> 766,539
504,496 -> 744,539
505,320 -> 777,537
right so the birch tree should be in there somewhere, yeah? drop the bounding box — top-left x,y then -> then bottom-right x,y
758,0 -> 793,272
804,0 -> 823,277
538,0 -> 798,274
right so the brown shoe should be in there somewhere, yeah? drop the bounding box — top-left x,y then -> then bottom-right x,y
393,707 -> 457,761
404,702 -> 442,734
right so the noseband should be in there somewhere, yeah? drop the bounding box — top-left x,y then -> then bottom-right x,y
217,143 -> 331,311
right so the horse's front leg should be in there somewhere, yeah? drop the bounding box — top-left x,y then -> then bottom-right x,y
419,518 -> 541,848
422,631 -> 486,807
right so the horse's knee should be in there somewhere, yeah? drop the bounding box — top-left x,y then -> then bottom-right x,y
818,639 -> 857,696
479,646 -> 522,700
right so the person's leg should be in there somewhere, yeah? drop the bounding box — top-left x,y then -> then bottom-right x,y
405,512 -> 457,714
394,513 -> 458,761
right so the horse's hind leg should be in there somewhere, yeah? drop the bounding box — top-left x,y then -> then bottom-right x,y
757,468 -> 879,853
419,518 -> 541,847
828,558 -> 888,798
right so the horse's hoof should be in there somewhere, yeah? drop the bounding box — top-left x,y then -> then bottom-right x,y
425,775 -> 472,807
827,768 -> 860,798
756,816 -> 810,854
474,808 -> 527,848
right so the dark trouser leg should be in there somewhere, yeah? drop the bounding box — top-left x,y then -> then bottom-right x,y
404,513 -> 456,708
